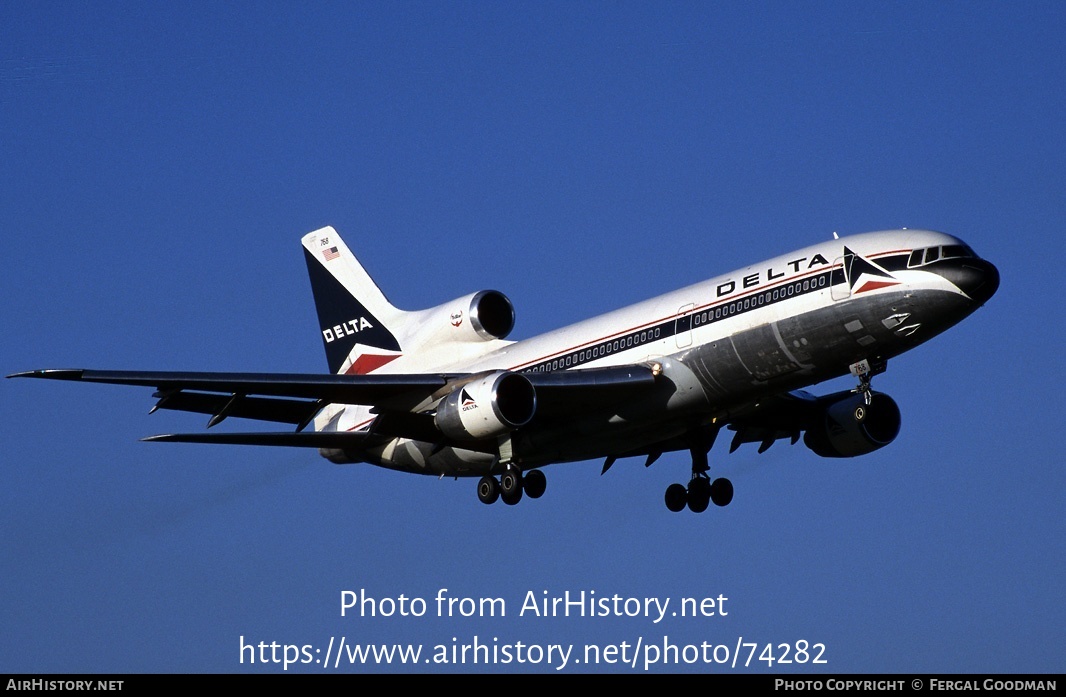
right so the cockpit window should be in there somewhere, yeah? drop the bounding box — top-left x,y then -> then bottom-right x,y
941,244 -> 974,259
908,244 -> 976,268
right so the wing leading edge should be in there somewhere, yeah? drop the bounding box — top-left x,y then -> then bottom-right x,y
7,369 -> 451,403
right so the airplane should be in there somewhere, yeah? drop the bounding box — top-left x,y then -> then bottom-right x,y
8,226 -> 999,512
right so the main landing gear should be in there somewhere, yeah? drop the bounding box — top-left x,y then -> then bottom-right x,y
477,467 -> 546,506
664,428 -> 733,513
664,475 -> 733,512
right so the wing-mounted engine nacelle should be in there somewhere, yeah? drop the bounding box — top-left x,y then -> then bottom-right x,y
803,392 -> 901,458
434,371 -> 536,441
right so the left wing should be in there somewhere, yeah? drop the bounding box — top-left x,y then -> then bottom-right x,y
8,369 -> 452,431
7,365 -> 659,446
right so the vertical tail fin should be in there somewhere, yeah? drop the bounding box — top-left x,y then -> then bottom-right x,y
302,227 -> 405,375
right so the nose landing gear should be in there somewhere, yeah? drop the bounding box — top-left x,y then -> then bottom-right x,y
849,358 -> 887,405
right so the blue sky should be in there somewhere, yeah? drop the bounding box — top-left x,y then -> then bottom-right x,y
2,2 -> 1062,674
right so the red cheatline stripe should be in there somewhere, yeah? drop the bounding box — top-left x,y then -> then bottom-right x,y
854,279 -> 900,294
345,353 -> 401,375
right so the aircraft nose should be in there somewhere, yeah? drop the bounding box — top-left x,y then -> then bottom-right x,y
954,258 -> 1000,305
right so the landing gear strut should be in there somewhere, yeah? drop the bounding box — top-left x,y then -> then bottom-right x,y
664,427 -> 733,512
849,358 -> 887,406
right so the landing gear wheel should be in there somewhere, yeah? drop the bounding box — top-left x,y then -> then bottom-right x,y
523,469 -> 546,499
477,476 -> 499,505
664,483 -> 687,512
500,468 -> 523,505
710,477 -> 733,507
687,477 -> 711,513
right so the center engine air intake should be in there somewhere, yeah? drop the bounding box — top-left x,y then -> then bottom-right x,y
435,371 -> 536,441
468,290 -> 515,340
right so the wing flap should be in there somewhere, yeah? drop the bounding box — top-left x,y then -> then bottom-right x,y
723,390 -> 821,452
150,391 -> 321,425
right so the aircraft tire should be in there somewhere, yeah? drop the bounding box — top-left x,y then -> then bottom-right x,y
710,477 -> 734,507
501,486 -> 523,506
500,468 -> 522,497
687,478 -> 710,513
500,468 -> 523,505
477,476 -> 500,505
523,469 -> 546,499
665,483 -> 687,512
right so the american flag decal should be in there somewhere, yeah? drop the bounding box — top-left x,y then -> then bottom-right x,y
322,246 -> 340,261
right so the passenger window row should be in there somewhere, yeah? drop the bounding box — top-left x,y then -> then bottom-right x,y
527,272 -> 831,373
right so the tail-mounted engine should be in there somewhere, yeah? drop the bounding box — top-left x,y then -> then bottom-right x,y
410,290 -> 515,348
435,371 -> 536,441
464,290 -> 515,341
803,392 -> 901,458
